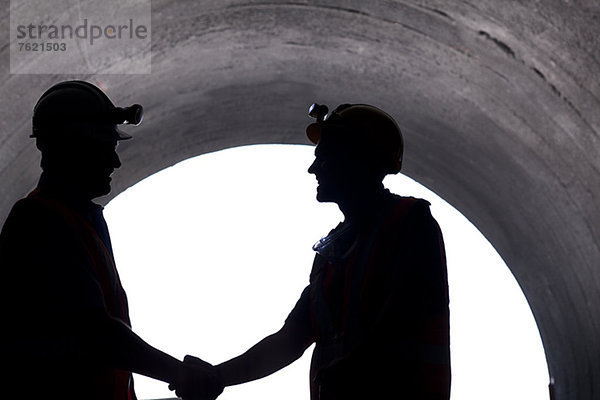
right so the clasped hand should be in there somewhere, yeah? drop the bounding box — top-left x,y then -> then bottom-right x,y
169,355 -> 224,400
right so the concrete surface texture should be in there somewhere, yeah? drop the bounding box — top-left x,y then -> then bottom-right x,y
0,1 -> 599,399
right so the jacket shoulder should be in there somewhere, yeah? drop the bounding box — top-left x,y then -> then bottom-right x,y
393,195 -> 431,207
387,195 -> 432,220
1,195 -> 76,241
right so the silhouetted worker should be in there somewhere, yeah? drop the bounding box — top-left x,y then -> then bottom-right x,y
0,81 -> 222,400
173,104 -> 451,400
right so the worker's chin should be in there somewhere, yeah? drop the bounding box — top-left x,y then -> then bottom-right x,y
88,181 -> 112,199
315,186 -> 336,203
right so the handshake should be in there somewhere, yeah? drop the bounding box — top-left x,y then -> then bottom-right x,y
169,355 -> 225,400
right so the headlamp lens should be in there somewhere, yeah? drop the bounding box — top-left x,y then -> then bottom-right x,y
308,103 -> 329,122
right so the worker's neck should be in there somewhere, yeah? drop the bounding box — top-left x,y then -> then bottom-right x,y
338,183 -> 388,224
39,171 -> 95,204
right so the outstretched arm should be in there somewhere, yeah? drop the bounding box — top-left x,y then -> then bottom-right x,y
215,285 -> 315,386
173,324 -> 310,400
174,286 -> 315,400
215,322 -> 312,386
91,314 -> 183,383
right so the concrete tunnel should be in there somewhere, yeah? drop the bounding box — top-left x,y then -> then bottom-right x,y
1,1 -> 599,399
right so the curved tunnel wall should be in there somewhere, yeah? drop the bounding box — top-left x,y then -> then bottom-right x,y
1,1 -> 599,398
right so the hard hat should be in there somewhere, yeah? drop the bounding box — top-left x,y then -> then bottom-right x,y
31,80 -> 143,142
306,103 -> 403,174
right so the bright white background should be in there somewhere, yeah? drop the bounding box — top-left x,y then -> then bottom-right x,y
105,144 -> 550,400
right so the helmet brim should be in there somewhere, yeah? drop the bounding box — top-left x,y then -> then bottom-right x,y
306,122 -> 323,144
114,126 -> 133,140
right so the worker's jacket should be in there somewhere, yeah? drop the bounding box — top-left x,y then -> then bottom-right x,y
0,180 -> 135,400
285,193 -> 451,400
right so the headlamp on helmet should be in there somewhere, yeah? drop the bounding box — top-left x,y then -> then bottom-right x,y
31,80 -> 143,141
306,102 -> 404,174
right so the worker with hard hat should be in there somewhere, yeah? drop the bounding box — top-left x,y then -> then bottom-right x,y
173,104 -> 451,400
0,81 -> 222,400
